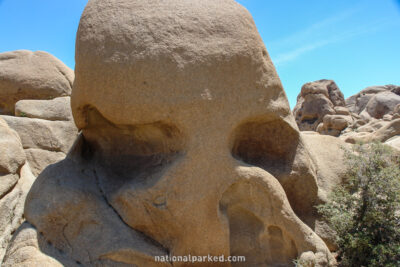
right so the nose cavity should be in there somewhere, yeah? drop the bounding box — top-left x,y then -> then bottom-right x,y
230,117 -> 299,176
219,180 -> 298,266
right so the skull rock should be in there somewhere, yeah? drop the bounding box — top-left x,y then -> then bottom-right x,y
11,0 -> 338,266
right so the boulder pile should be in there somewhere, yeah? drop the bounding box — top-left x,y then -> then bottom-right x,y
0,50 -> 78,263
0,117 -> 35,261
0,50 -> 78,176
293,79 -> 347,133
293,81 -> 400,150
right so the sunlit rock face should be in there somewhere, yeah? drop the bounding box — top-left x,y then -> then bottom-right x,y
0,117 -> 35,263
0,50 -> 73,115
2,1 -> 344,266
293,79 -> 346,132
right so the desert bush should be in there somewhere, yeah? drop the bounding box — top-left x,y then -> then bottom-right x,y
317,143 -> 400,266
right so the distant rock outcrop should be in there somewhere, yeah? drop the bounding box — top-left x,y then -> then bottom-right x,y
293,79 -> 355,136
293,79 -> 347,132
293,82 -> 400,151
0,50 -> 74,115
346,85 -> 400,121
346,85 -> 400,115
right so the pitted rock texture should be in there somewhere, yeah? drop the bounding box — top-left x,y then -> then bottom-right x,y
0,50 -> 73,115
293,79 -> 346,132
2,0 -> 342,266
0,118 -> 35,262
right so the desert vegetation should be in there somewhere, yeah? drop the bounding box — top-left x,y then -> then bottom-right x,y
318,143 -> 400,266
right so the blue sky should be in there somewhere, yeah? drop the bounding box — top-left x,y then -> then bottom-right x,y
1,0 -> 399,108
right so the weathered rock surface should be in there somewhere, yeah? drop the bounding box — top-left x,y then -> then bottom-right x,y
340,118 -> 400,145
385,135 -> 400,151
4,0 -> 342,266
0,119 -> 25,178
1,116 -> 77,153
370,119 -> 400,142
0,50 -> 73,115
15,97 -> 73,121
346,85 -> 400,120
0,115 -> 77,178
3,222 -> 76,267
363,91 -> 400,120
294,82 -> 400,141
301,133 -> 349,251
0,118 -> 35,262
317,114 -> 353,137
293,80 -> 345,131
24,149 -> 66,177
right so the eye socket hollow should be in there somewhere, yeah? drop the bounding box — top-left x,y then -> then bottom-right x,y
231,118 -> 299,174
80,107 -> 185,179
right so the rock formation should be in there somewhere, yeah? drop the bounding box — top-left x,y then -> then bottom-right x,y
346,85 -> 400,120
0,50 -> 74,115
0,118 -> 35,262
0,49 -> 78,263
1,0 -> 351,266
0,50 -> 78,176
293,80 -> 348,132
293,82 -> 400,151
340,86 -> 400,148
1,115 -> 77,176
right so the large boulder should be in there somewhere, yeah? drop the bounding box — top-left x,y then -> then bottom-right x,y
346,85 -> 400,120
1,116 -> 78,176
0,50 -> 73,115
0,118 -> 35,262
317,114 -> 353,137
293,80 -> 345,131
4,1 -> 345,266
1,116 -> 77,154
2,222 -> 77,267
363,91 -> 400,120
24,149 -> 66,177
301,133 -> 349,251
370,119 -> 400,142
346,85 -> 389,114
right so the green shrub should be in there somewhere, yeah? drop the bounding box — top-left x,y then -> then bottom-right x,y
317,143 -> 400,266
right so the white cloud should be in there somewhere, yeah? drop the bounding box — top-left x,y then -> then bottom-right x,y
268,4 -> 396,67
267,7 -> 360,50
272,18 -> 392,66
